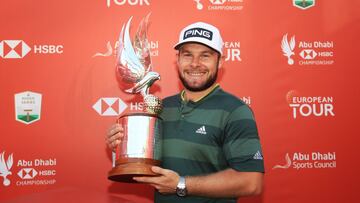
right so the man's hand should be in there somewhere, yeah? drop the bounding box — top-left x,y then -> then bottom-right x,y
133,166 -> 180,195
106,123 -> 124,151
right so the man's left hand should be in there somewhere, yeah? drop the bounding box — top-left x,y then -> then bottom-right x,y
133,166 -> 180,194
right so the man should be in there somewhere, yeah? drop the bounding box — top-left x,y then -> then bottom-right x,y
106,22 -> 264,202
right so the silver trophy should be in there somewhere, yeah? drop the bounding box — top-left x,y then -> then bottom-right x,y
108,14 -> 163,183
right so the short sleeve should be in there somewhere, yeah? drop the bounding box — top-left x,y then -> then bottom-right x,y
222,104 -> 265,172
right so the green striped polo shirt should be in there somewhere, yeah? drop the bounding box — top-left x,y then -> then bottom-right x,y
155,85 -> 264,203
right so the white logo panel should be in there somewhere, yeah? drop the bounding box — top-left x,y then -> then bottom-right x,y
93,97 -> 128,116
0,40 -> 31,58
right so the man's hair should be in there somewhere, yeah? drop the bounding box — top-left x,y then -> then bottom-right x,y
177,43 -> 222,64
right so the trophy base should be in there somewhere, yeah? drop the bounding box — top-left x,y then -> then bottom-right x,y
108,158 -> 161,183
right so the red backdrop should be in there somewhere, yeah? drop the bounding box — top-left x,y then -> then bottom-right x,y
1,0 -> 359,202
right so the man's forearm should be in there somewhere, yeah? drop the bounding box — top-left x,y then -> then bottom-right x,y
186,169 -> 263,198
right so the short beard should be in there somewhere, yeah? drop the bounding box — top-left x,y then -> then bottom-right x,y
178,68 -> 218,92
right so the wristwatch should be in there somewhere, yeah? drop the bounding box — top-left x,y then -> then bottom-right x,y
176,176 -> 187,197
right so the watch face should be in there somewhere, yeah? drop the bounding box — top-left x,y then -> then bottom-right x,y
176,188 -> 187,197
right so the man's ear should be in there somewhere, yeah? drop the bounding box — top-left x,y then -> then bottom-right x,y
218,55 -> 225,69
175,52 -> 180,64
174,52 -> 180,69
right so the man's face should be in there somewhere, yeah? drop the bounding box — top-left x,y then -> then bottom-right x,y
177,43 -> 222,92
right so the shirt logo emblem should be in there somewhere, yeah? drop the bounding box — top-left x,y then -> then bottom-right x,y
253,151 -> 263,160
195,126 -> 207,135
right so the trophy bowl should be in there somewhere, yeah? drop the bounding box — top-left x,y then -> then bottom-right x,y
108,113 -> 162,183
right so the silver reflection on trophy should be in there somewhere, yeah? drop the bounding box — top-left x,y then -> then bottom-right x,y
116,14 -> 162,114
108,14 -> 163,182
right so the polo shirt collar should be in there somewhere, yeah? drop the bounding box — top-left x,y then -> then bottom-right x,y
180,84 -> 220,104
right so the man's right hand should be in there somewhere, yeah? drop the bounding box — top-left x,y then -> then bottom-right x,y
106,123 -> 124,151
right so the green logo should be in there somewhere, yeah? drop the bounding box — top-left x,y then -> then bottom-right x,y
293,0 -> 315,10
15,91 -> 42,124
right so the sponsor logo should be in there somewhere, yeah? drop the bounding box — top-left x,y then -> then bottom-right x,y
196,126 -> 207,134
106,0 -> 150,7
32,45 -> 63,54
300,49 -> 317,59
15,91 -> 42,124
0,40 -> 31,58
184,28 -> 213,40
224,41 -> 241,62
16,158 -> 57,186
273,152 -> 336,170
287,90 -> 335,119
100,100 -> 156,114
1,151 -> 57,187
281,34 -> 296,65
0,40 -> 63,59
194,0 -> 244,11
17,168 -> 38,179
93,97 -> 127,116
281,33 -> 335,66
253,151 -> 263,160
273,153 -> 292,169
293,0 -> 315,10
93,40 -> 159,58
0,151 -> 13,186
93,41 -> 113,57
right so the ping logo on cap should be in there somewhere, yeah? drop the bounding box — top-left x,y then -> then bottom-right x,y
183,28 -> 213,40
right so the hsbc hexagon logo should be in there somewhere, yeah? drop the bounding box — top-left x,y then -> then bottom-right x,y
93,97 -> 127,116
17,168 -> 38,179
0,40 -> 31,58
300,49 -> 317,59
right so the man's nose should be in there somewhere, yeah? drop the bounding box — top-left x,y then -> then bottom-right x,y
190,56 -> 201,67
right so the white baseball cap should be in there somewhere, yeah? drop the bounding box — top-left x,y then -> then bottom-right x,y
174,22 -> 224,55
